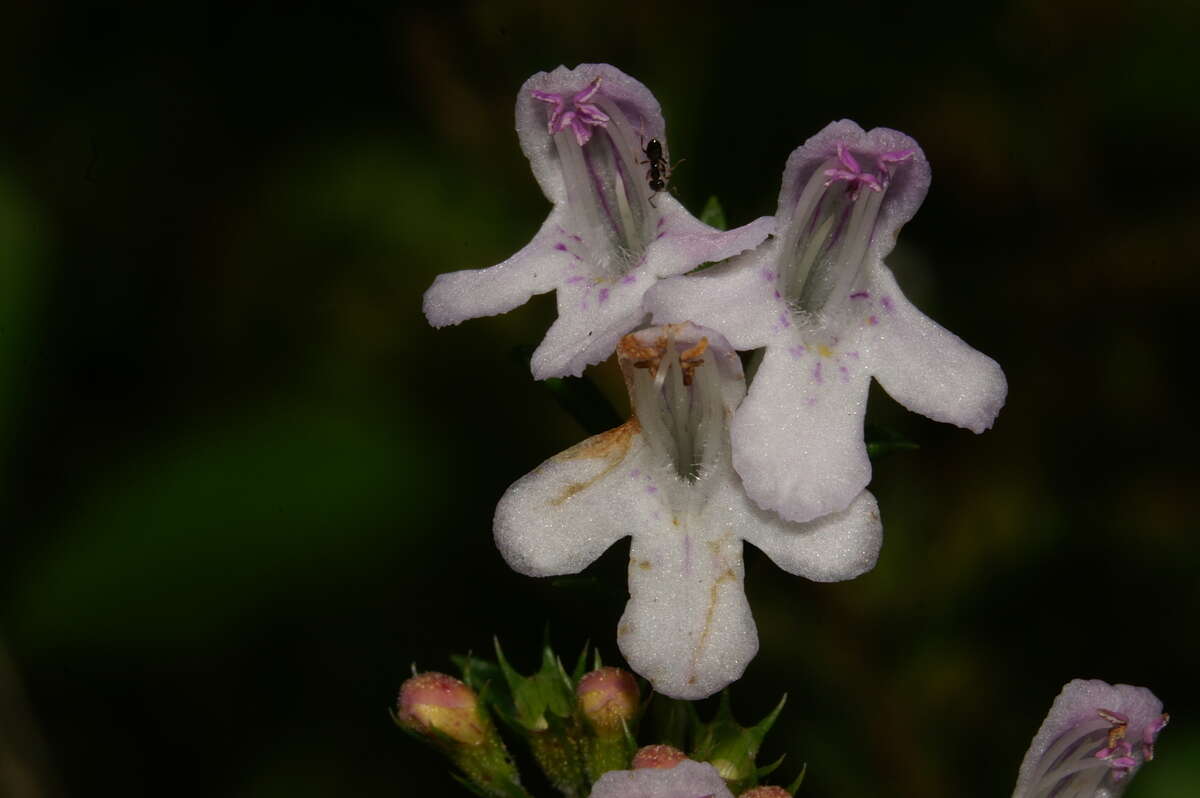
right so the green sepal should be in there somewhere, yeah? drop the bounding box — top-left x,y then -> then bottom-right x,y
787,763 -> 807,794
756,752 -> 787,779
490,638 -> 593,797
691,692 -> 787,792
571,641 -> 592,683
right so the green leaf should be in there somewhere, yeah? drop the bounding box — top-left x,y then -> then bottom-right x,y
864,423 -> 920,460
699,195 -> 728,231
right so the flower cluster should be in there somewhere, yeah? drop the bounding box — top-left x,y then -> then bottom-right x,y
424,63 -> 1007,701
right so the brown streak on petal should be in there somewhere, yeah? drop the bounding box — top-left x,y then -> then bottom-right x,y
547,419 -> 640,506
688,568 -> 737,682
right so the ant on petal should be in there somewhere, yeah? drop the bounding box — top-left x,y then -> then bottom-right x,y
639,134 -> 685,208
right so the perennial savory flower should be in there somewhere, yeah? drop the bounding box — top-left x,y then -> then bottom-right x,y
1012,679 -> 1167,798
647,121 -> 1007,522
423,64 -> 773,379
590,759 -> 734,798
494,323 -> 882,699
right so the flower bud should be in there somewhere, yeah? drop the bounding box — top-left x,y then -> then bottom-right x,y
576,667 -> 639,733
632,744 -> 687,770
737,787 -> 791,798
396,672 -> 486,745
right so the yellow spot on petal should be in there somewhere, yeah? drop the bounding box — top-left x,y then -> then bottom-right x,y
817,344 -> 834,358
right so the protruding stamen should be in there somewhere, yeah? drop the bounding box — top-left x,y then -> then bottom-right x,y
782,150 -> 890,319
532,77 -> 610,145
625,331 -> 728,491
543,86 -> 658,281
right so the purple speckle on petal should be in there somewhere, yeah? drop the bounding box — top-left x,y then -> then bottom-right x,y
813,362 -> 823,383
850,291 -> 869,299
566,275 -> 585,284
655,231 -> 665,240
554,242 -> 568,252
868,315 -> 878,326
570,233 -> 582,242
788,345 -> 807,359
779,312 -> 792,329
805,397 -> 818,407
598,287 -> 610,303
656,217 -> 665,229
761,269 -> 776,282
646,485 -> 657,494
773,290 -> 781,299
881,296 -> 895,312
630,469 -> 641,478
847,350 -> 860,359
839,365 -> 849,382
621,273 -> 637,284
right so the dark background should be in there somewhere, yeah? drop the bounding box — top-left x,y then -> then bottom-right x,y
2,2 -> 1197,796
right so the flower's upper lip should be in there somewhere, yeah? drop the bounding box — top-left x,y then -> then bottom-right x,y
517,64 -> 666,207
775,120 -> 930,267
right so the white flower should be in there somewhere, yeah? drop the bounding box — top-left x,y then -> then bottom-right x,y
423,64 -> 772,379
589,759 -> 734,798
647,120 -> 1006,523
494,323 -> 882,699
1012,679 -> 1167,798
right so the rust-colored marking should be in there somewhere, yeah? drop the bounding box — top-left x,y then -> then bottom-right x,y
688,568 -> 736,682
678,337 -> 709,386
548,419 -> 640,506
617,334 -> 669,378
638,560 -> 652,570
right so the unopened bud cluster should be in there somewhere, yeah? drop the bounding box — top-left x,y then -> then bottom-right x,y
394,641 -> 800,797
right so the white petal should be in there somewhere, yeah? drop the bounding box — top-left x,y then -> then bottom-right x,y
589,759 -> 735,798
735,489 -> 883,582
732,341 -> 872,523
866,264 -> 1007,433
647,240 -> 785,350
422,209 -> 569,328
531,273 -> 651,379
617,501 -> 757,700
494,422 -> 650,576
647,195 -> 774,279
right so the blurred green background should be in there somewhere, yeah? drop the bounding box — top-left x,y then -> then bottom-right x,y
1,1 -> 1197,796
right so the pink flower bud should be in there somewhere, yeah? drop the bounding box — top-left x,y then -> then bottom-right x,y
632,744 -> 687,770
396,672 -> 486,746
576,667 -> 639,732
737,787 -> 791,798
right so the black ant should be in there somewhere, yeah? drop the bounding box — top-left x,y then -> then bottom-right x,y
639,136 -> 684,208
